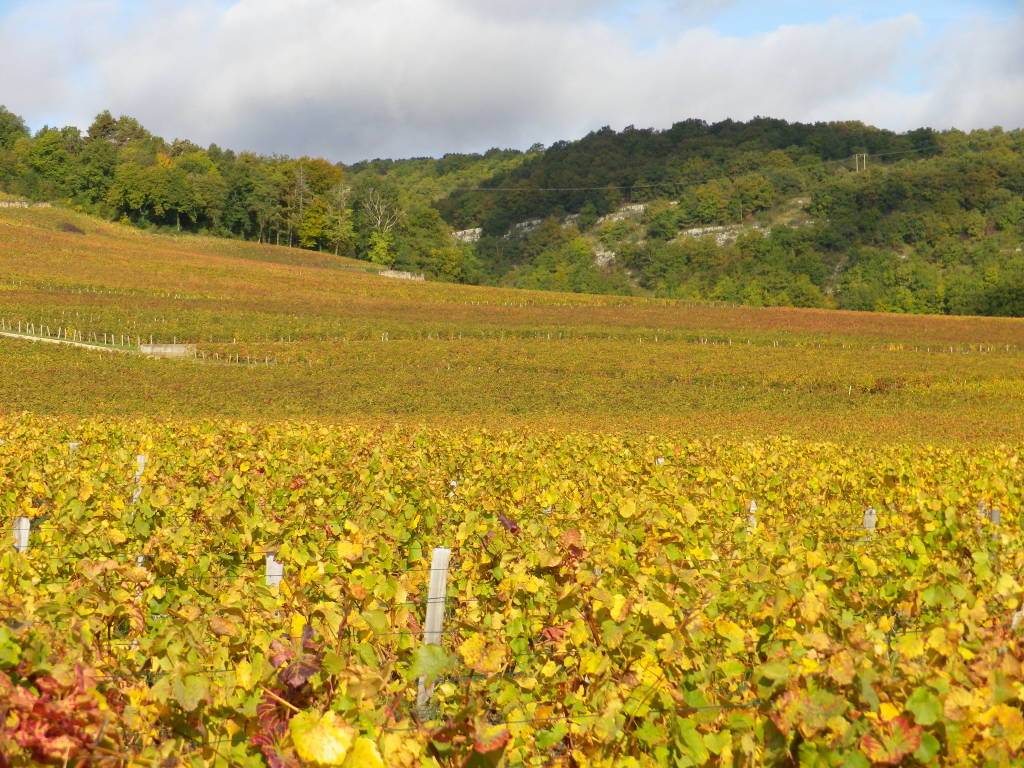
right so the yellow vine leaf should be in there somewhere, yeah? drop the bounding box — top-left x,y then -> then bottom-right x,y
459,633 -> 508,675
342,736 -> 385,768
715,618 -> 744,644
979,705 -> 1024,750
800,591 -> 824,624
609,594 -> 628,622
643,600 -> 676,630
289,710 -> 356,766
680,503 -> 699,524
879,702 -> 901,721
827,650 -> 856,685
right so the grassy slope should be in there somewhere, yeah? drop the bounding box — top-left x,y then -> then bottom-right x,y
1,206 -> 1023,442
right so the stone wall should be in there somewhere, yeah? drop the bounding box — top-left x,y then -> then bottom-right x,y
140,343 -> 197,358
0,201 -> 52,209
380,270 -> 426,281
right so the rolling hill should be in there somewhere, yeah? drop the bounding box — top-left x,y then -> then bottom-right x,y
2,204 -> 1024,441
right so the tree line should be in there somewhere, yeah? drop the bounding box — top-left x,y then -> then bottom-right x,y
0,106 -> 485,281
431,119 -> 1023,316
2,106 -> 1022,316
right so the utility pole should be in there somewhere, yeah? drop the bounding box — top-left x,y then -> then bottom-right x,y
854,153 -> 868,173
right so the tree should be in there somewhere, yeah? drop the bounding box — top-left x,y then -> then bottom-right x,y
85,111 -> 149,146
361,185 -> 403,235
0,106 -> 28,150
354,178 -> 405,259
86,110 -> 118,142
324,184 -> 355,255
367,231 -> 395,266
297,197 -> 330,248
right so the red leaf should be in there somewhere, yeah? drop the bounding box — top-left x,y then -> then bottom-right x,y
474,727 -> 511,754
279,654 -> 320,688
860,717 -> 922,765
256,692 -> 291,739
269,638 -> 295,669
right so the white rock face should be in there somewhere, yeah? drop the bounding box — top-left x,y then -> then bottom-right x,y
677,224 -> 766,246
597,203 -> 647,225
454,228 -> 482,243
593,248 -> 616,268
502,219 -> 543,239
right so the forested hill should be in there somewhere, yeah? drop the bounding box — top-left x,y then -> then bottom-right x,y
434,118 -> 941,233
1,105 -> 1023,316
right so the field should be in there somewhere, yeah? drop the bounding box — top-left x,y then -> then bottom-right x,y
1,207 -> 1023,767
3,206 -> 1024,441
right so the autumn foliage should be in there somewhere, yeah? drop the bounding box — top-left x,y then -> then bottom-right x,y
0,415 -> 1022,765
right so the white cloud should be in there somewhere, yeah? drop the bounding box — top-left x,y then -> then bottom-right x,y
0,0 -> 1020,160
915,12 -> 1024,130
0,1 -> 114,125
443,0 -> 620,20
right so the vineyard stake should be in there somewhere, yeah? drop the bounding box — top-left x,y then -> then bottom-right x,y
417,546 -> 452,715
988,506 -> 1000,573
863,507 -> 877,533
265,552 -> 284,588
746,501 -> 758,535
13,516 -> 30,553
132,454 -> 147,504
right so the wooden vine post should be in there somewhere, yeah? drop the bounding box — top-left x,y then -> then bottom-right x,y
265,552 -> 284,588
13,517 -> 30,553
416,546 -> 452,716
746,501 -> 758,535
132,454 -> 147,504
863,507 -> 877,534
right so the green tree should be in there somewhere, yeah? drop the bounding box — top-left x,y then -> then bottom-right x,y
0,106 -> 28,150
367,231 -> 395,266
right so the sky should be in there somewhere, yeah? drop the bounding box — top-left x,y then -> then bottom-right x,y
0,0 -> 1021,163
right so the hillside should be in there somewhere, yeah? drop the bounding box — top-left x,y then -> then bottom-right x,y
424,120 -> 1024,314
2,205 -> 1024,441
2,107 -> 1022,317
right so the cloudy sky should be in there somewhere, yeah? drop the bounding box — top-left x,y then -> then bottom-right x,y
0,0 -> 1021,162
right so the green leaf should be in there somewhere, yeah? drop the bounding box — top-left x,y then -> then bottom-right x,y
407,645 -> 456,683
0,627 -> 20,668
172,674 -> 209,712
756,660 -> 790,682
718,659 -> 746,678
675,719 -> 709,764
840,751 -> 871,768
702,730 -> 731,755
322,651 -> 346,676
906,686 -> 941,726
857,672 -> 880,710
914,731 -> 941,763
992,670 -> 1016,704
361,610 -> 389,636
355,643 -> 377,668
535,721 -> 568,749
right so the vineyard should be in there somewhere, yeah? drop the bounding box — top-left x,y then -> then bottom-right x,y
4,206 -> 1024,441
2,414 -> 1022,766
